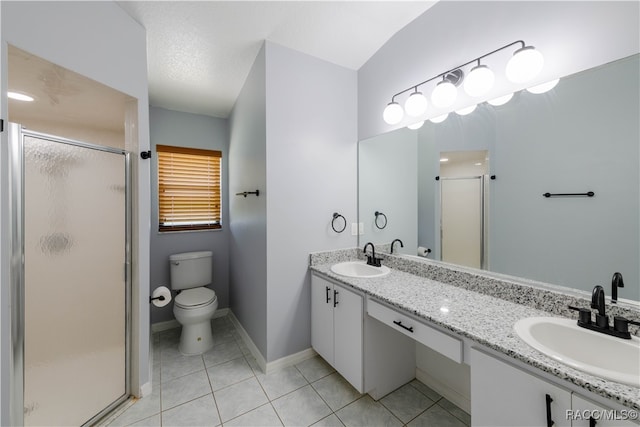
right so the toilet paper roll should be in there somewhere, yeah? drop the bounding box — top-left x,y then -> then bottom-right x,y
417,246 -> 431,258
151,286 -> 172,308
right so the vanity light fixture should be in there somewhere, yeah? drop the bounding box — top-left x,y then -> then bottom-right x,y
487,93 -> 514,106
430,113 -> 448,124
404,89 -> 428,117
431,76 -> 458,109
382,101 -> 404,125
455,105 -> 477,116
506,45 -> 544,83
8,91 -> 34,102
464,63 -> 495,97
382,40 -> 543,125
526,78 -> 560,94
407,120 -> 424,130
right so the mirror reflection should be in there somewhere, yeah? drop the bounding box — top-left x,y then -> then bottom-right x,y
359,54 -> 639,301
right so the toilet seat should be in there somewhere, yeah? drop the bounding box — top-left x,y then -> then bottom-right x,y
174,287 -> 216,309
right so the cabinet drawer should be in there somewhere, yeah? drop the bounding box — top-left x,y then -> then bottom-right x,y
367,298 -> 462,363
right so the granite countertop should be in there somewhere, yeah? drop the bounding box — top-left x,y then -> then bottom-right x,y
310,260 -> 640,412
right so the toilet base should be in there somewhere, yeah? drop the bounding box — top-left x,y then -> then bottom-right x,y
179,321 -> 214,355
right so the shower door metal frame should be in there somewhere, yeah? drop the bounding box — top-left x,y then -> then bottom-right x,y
9,123 -> 132,426
438,175 -> 487,269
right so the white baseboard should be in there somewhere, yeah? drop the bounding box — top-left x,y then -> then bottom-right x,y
227,310 -> 316,374
416,366 -> 471,413
151,308 -> 230,333
151,319 -> 180,333
266,347 -> 317,373
228,311 -> 267,372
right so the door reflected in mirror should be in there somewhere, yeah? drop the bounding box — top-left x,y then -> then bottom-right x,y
439,150 -> 488,269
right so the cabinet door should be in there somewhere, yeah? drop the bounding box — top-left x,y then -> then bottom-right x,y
333,283 -> 364,392
571,394 -> 639,427
471,348 -> 572,427
311,275 -> 334,365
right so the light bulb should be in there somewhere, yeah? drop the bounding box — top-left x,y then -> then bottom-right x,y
431,80 -> 457,108
464,65 -> 495,97
456,105 -> 477,116
526,78 -> 560,94
407,121 -> 424,130
487,93 -> 514,106
383,101 -> 404,125
506,46 -> 544,83
430,113 -> 448,123
404,91 -> 428,117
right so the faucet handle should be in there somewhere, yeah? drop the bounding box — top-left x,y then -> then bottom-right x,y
613,316 -> 640,338
568,305 -> 591,325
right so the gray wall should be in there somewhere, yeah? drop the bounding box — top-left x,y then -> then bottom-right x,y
228,42 -> 358,363
228,45 -> 268,358
149,107 -> 230,324
1,1 -> 150,419
264,42 -> 358,362
358,1 -> 639,140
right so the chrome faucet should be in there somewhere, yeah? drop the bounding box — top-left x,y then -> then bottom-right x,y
611,272 -> 624,304
390,238 -> 404,254
363,242 -> 381,267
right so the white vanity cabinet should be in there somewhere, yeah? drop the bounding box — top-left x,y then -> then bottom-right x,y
471,348 -> 639,427
571,394 -> 639,427
311,274 -> 363,392
471,347 -> 572,427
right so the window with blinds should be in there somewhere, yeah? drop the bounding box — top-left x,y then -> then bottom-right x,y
157,145 -> 222,232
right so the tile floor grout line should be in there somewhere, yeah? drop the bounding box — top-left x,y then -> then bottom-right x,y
203,359 -> 225,427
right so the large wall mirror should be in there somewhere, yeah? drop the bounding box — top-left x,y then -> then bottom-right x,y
359,54 -> 639,302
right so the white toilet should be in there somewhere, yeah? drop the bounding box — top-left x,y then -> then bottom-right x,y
170,251 -> 218,355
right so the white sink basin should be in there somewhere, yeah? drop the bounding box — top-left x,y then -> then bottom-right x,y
514,317 -> 640,387
330,261 -> 390,278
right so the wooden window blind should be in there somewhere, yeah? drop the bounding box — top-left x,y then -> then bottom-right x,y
157,145 -> 222,232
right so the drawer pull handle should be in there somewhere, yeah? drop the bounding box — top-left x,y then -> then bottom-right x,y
393,320 -> 414,333
545,394 -> 554,427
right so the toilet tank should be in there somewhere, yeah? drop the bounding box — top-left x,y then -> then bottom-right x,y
169,251 -> 212,290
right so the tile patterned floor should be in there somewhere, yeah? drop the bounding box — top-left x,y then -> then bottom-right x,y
103,315 -> 471,426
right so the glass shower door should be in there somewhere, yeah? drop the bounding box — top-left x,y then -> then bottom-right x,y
21,130 -> 129,426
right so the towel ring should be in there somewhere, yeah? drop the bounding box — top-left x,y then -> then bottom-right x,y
374,211 -> 387,230
331,212 -> 347,233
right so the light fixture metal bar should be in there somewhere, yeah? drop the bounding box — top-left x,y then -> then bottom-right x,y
390,40 -> 525,102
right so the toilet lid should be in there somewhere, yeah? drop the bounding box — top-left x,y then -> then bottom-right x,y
174,287 -> 216,309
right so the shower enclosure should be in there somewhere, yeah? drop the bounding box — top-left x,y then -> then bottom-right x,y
9,123 -> 131,426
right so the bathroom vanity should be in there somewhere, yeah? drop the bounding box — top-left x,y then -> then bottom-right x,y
309,249 -> 640,427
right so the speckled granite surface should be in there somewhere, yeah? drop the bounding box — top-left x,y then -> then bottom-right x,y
309,249 -> 640,411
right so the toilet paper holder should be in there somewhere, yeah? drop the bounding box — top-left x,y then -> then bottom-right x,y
149,295 -> 166,303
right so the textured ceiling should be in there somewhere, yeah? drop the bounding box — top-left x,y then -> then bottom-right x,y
116,1 -> 435,118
